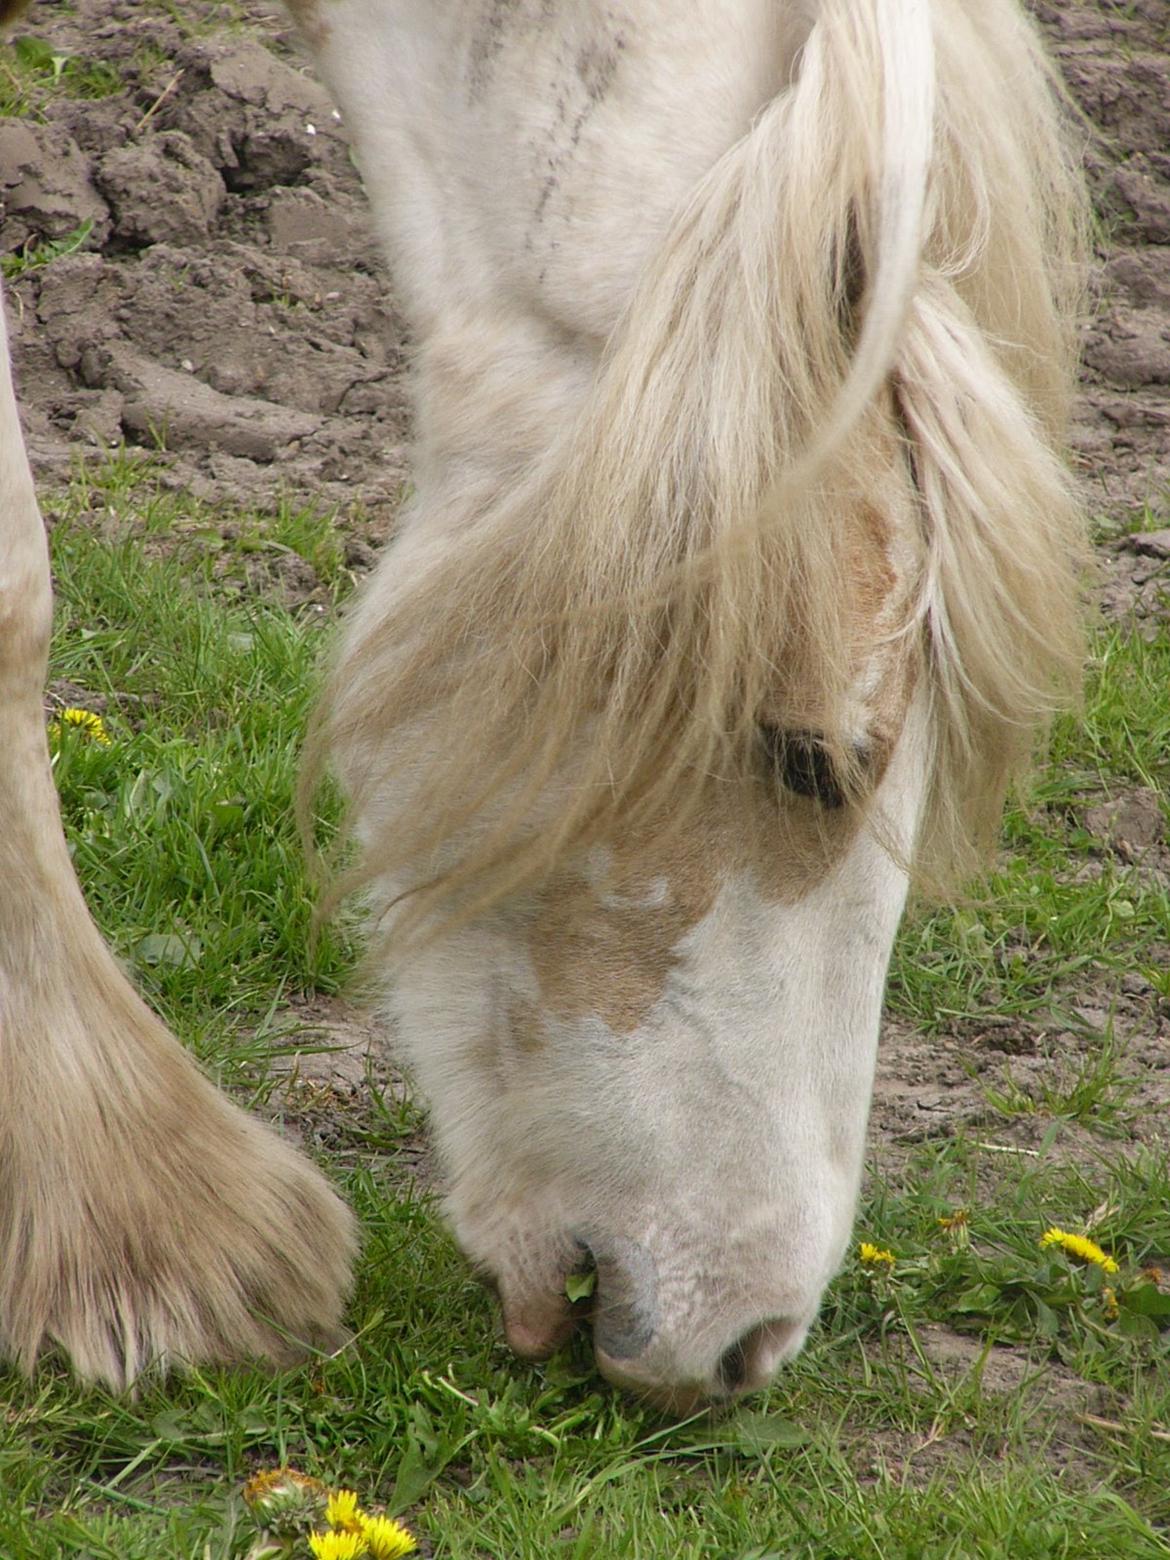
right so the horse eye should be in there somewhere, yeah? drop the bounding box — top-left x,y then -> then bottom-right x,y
757,726 -> 847,810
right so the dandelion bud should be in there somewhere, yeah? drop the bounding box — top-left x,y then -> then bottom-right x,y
242,1467 -> 327,1536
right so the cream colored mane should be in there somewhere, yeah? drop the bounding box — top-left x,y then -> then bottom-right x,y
309,0 -> 1087,936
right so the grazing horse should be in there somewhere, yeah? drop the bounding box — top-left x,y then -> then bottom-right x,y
0,0 -> 1086,1410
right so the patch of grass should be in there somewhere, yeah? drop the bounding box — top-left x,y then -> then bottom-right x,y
1,218 -> 95,280
1056,625 -> 1170,796
980,1024 -> 1142,1133
133,0 -> 268,41
891,622 -> 1170,1028
43,455 -> 354,1055
853,1142 -> 1170,1366
5,1142 -> 1170,1557
229,500 -> 349,592
1093,499 -> 1170,546
132,38 -> 176,78
0,34 -> 120,117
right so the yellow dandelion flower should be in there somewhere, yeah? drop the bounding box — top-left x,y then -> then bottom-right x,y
53,707 -> 111,745
1102,1286 -> 1120,1322
308,1531 -> 367,1560
361,1514 -> 418,1559
326,1489 -> 366,1534
858,1242 -> 895,1268
938,1209 -> 969,1231
1040,1227 -> 1119,1274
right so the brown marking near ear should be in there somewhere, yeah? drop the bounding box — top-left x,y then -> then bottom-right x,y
758,495 -> 905,735
752,491 -> 904,741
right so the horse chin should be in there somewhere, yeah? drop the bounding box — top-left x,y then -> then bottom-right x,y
461,1215 -> 586,1359
500,1291 -> 577,1361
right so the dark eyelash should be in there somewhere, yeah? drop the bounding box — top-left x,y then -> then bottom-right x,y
757,726 -> 848,809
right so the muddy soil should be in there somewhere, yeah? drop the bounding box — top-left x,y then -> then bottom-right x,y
2,0 -> 409,534
1,1 -> 1168,1165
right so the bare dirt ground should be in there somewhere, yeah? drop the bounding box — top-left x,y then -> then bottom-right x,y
1,0 -> 1168,1179
2,0 -> 408,541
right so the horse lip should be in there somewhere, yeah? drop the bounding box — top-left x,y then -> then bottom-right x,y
492,1229 -> 590,1359
503,1302 -> 576,1360
592,1347 -> 713,1417
498,1270 -> 578,1359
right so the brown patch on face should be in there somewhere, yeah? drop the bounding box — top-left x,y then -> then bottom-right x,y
524,493 -> 919,1036
851,504 -> 897,616
523,765 -> 884,1037
525,845 -> 720,1035
523,797 -> 858,1036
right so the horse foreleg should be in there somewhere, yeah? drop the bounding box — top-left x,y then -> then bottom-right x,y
0,294 -> 356,1388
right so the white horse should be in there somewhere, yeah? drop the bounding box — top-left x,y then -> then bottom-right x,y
1,0 -> 1086,1411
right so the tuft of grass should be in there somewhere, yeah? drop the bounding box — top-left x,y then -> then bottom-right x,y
1,218 -> 95,280
980,1023 -> 1142,1133
131,0 -> 270,41
0,34 -> 120,117
891,620 -> 1170,1029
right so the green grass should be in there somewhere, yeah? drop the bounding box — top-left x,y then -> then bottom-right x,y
3,458 -> 1169,1557
0,33 -> 122,119
889,624 -> 1170,1030
0,219 -> 95,281
979,1024 -> 1143,1132
42,458 -> 354,1065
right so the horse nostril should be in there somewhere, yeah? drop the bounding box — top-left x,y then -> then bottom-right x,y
716,1317 -> 805,1398
716,1336 -> 750,1394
